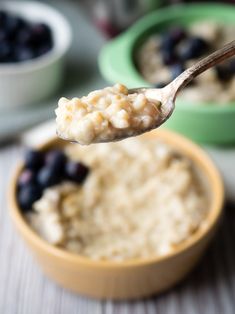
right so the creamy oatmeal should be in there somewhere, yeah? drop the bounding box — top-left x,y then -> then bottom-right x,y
137,22 -> 235,103
55,83 -> 161,145
27,137 -> 209,261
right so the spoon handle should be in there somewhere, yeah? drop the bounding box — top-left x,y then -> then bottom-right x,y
169,40 -> 235,97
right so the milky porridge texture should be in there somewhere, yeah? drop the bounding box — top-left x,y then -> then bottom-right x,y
55,83 -> 161,145
137,22 -> 235,103
27,137 -> 209,261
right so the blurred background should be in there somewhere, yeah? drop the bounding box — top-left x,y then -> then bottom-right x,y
1,0 -> 235,313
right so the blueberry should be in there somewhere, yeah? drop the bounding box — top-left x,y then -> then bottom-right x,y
25,149 -> 44,170
154,82 -> 168,88
18,169 -> 35,187
66,161 -> 89,184
229,59 -> 235,75
0,11 -> 7,26
37,165 -> 62,188
169,26 -> 186,45
0,41 -> 11,62
161,27 -> 186,51
4,15 -> 26,38
30,23 -> 52,45
14,45 -> 35,62
0,29 -> 8,42
35,44 -> 52,57
171,63 -> 185,80
215,64 -> 232,81
16,27 -> 33,45
179,37 -> 209,61
45,150 -> 67,172
162,49 -> 178,66
18,184 -> 42,212
161,34 -> 175,51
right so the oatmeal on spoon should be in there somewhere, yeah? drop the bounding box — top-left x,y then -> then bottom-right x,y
56,84 -> 161,145
56,40 -> 235,145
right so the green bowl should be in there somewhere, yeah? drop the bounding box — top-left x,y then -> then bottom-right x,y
99,4 -> 235,144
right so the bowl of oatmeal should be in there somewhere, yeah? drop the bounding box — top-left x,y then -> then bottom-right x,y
9,129 -> 224,299
99,4 -> 235,144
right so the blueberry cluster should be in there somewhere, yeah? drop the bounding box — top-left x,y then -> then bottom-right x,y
155,26 -> 210,88
0,10 -> 53,63
155,26 -> 235,88
18,149 -> 89,212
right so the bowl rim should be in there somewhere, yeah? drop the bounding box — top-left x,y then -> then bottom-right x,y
99,3 -> 235,110
0,1 -> 72,74
9,128 -> 224,269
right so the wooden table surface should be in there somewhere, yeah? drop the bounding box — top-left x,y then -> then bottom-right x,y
1,142 -> 235,314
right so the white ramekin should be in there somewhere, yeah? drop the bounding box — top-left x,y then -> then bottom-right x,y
0,1 -> 72,109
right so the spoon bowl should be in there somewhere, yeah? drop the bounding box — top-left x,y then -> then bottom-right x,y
128,86 -> 175,130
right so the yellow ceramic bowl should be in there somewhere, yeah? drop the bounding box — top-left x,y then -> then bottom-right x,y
9,129 -> 224,300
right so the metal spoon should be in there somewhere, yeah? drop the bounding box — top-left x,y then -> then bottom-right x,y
128,40 -> 235,136
58,40 -> 235,144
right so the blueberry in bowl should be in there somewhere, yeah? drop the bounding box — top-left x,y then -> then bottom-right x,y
0,1 -> 71,109
17,147 -> 89,213
0,9 -> 54,63
115,14 -> 234,105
